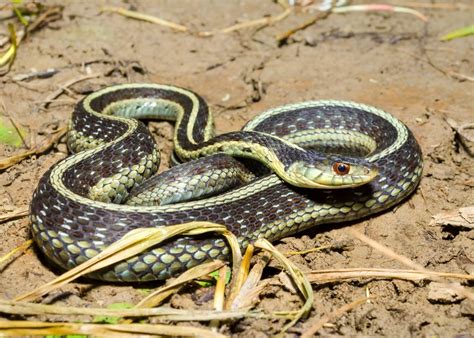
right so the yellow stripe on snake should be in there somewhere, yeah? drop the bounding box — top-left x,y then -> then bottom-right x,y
30,84 -> 423,282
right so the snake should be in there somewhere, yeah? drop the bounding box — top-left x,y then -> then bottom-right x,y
30,83 -> 423,282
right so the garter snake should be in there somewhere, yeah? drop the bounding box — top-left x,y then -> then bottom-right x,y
30,83 -> 423,282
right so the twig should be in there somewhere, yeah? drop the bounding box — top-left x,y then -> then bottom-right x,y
285,244 -> 332,255
26,5 -> 63,33
101,6 -> 188,32
0,127 -> 67,170
199,7 -> 293,37
276,10 -> 331,45
12,68 -> 60,81
39,73 -> 102,110
422,49 -> 474,82
0,239 -> 32,266
0,206 -> 29,223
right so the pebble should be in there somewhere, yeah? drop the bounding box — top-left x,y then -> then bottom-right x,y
427,282 -> 466,304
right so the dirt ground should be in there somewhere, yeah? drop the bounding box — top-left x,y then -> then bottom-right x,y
0,0 -> 473,336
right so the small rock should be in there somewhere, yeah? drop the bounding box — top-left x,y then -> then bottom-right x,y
304,35 -> 318,47
427,282 -> 466,304
460,299 -> 474,317
56,143 -> 68,153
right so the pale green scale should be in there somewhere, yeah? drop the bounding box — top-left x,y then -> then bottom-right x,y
67,244 -> 81,255
365,199 -> 377,208
114,262 -> 130,273
77,240 -> 91,248
83,248 -> 97,258
186,246 -> 198,253
208,249 -> 221,258
132,261 -> 148,273
193,251 -> 206,260
59,250 -> 69,262
169,247 -> 184,255
160,253 -> 175,264
152,262 -> 166,274
75,255 -> 87,265
143,255 -> 158,265
201,244 -> 213,252
51,239 -> 63,249
169,261 -> 183,275
391,188 -> 402,196
178,253 -> 192,263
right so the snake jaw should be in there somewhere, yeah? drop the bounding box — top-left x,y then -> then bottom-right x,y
286,160 -> 378,189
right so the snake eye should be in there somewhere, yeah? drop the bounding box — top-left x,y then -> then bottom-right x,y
333,162 -> 351,176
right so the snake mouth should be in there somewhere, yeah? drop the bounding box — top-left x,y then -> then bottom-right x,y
309,168 -> 379,189
286,161 -> 379,189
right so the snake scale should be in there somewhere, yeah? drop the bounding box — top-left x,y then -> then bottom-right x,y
30,84 -> 423,282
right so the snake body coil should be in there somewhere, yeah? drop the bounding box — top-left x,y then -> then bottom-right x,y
30,84 -> 423,282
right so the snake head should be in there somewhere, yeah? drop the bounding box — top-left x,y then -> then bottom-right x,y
286,154 -> 378,189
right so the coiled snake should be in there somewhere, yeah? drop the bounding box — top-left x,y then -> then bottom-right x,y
30,84 -> 423,282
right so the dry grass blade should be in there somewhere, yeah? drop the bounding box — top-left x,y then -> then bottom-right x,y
199,7 -> 292,37
135,260 -> 226,308
332,4 -> 428,22
0,321 -> 226,337
0,206 -> 29,223
0,127 -> 67,170
225,244 -> 254,309
276,10 -> 331,44
349,229 -> 426,271
0,239 -> 32,267
254,239 -> 313,332
101,6 -> 188,32
231,252 -> 272,311
15,222 -> 241,302
349,228 -> 474,301
285,244 -> 332,256
301,297 -> 372,337
0,299 -> 250,322
0,24 -> 18,74
210,266 -> 228,329
0,5 -> 62,75
214,266 -> 227,311
307,267 -> 474,283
